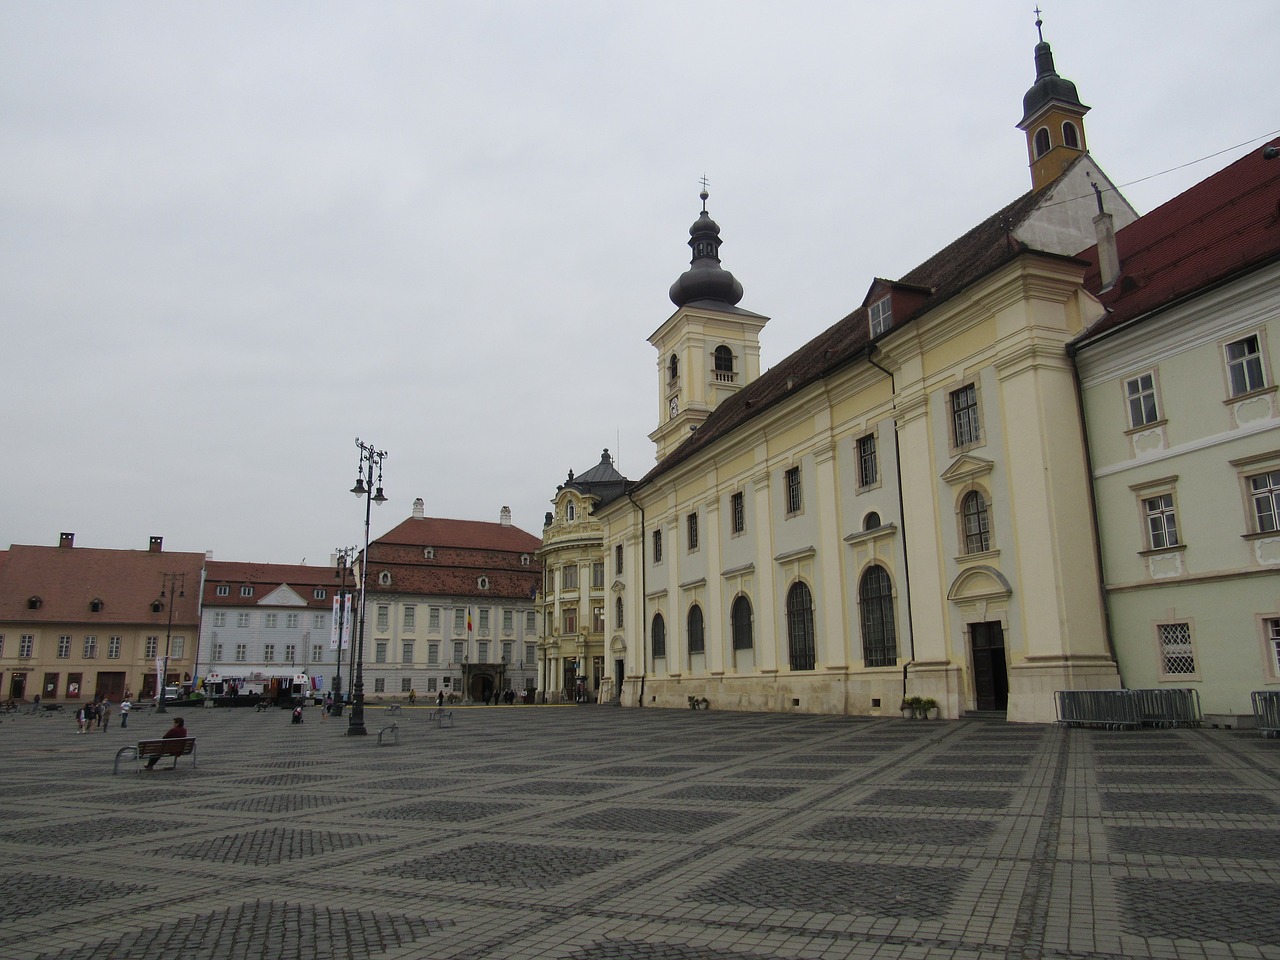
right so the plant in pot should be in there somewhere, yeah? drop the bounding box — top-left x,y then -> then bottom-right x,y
901,696 -> 922,719
918,697 -> 938,719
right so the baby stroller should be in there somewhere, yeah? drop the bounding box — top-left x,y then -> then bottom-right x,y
291,705 -> 303,724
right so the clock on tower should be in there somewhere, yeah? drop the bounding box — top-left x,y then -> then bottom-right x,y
669,396 -> 679,419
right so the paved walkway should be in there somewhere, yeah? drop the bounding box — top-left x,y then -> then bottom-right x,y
2,703 -> 1279,960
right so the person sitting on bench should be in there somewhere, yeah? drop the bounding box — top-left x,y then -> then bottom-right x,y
144,716 -> 188,770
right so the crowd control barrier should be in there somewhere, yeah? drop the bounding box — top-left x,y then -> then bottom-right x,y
1055,688 -> 1202,730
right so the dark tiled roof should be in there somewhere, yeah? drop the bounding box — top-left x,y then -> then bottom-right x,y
1075,138 -> 1280,340
203,561 -> 339,609
0,544 -> 205,626
563,449 -> 629,511
633,188 -> 1050,490
376,516 -> 542,554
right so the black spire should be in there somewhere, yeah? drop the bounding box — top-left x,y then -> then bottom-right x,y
668,183 -> 745,308
1019,10 -> 1088,127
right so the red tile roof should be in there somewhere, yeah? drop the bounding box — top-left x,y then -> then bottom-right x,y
1076,138 -> 1280,339
0,544 -> 205,626
203,561 -> 340,609
375,516 -> 542,554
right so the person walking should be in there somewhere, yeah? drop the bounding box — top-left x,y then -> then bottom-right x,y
100,699 -> 112,731
143,716 -> 188,770
120,698 -> 132,729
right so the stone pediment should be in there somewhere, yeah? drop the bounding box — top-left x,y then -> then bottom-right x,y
940,454 -> 995,487
947,565 -> 1012,602
259,584 -> 307,607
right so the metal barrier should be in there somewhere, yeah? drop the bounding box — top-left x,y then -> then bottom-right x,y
1252,691 -> 1280,738
1055,688 -> 1202,730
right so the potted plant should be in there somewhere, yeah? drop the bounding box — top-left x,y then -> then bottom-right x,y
901,696 -> 921,719
918,697 -> 938,719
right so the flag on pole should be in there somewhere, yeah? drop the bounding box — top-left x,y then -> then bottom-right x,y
467,608 -> 473,635
330,597 -> 341,650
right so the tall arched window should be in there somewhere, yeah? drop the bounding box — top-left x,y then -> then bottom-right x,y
566,502 -> 576,521
1062,121 -> 1079,149
731,595 -> 753,650
615,596 -> 624,629
1034,127 -> 1051,158
687,604 -> 705,656
962,490 -> 991,554
669,354 -> 679,382
860,565 -> 897,667
786,582 -> 815,670
714,345 -> 734,374
651,613 -> 666,659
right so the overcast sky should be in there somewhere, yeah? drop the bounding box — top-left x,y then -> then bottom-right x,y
3,2 -> 1277,566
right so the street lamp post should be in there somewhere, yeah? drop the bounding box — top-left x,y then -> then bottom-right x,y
347,437 -> 387,736
330,547 -> 355,718
155,573 -> 185,715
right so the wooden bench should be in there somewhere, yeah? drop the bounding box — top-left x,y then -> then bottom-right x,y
113,736 -> 197,774
428,707 -> 454,728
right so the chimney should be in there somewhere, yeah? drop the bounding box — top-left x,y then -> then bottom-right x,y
149,536 -> 163,553
59,532 -> 74,549
412,497 -> 425,519
1091,180 -> 1121,291
500,506 -> 512,527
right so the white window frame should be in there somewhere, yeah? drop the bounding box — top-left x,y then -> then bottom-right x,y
857,433 -> 878,489
1225,333 -> 1267,397
784,465 -> 803,516
868,296 -> 892,337
1143,492 -> 1180,551
1156,621 -> 1198,679
950,383 -> 982,450
1124,371 -> 1161,429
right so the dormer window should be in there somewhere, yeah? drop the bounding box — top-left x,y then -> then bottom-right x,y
27,596 -> 42,610
240,585 -> 253,597
1062,121 -> 1079,149
90,599 -> 104,613
423,547 -> 434,559
216,585 -> 230,597
1034,127 -> 1051,158
378,571 -> 392,586
478,576 -> 489,590
869,296 -> 893,337
521,554 -> 530,566
567,502 -> 576,521
313,588 -> 327,600
151,600 -> 164,613
668,354 -> 679,383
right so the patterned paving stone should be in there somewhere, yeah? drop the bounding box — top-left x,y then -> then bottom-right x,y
559,806 -> 734,834
229,772 -> 327,788
1095,752 -> 1212,767
100,788 -> 204,805
1110,826 -> 1280,859
800,815 -> 996,846
898,768 -> 1023,783
30,900 -> 443,960
772,753 -> 870,766
1097,769 -> 1241,786
243,758 -> 339,769
164,827 -> 387,866
569,941 -> 777,960
692,858 -> 965,918
375,841 -> 633,889
0,874 -> 148,922
863,788 -> 1012,809
1120,877 -> 1280,945
595,765 -> 693,778
361,775 -> 469,791
926,754 -> 1027,766
0,816 -> 177,847
1101,791 -> 1279,814
366,799 -> 526,822
197,793 -> 357,814
741,766 -> 840,781
499,779 -> 615,796
659,784 -> 800,803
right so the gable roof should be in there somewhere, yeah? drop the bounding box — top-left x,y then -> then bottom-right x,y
375,516 -> 542,554
203,561 -> 338,609
1075,138 -> 1280,340
630,187 -> 1056,491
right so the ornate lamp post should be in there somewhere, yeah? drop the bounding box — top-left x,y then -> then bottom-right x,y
329,547 -> 356,717
347,438 -> 387,736
155,573 -> 185,715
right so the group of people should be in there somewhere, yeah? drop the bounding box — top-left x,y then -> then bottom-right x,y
74,695 -> 133,733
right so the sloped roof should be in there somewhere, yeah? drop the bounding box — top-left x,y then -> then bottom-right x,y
375,516 -> 542,554
0,544 -> 205,626
1075,138 -> 1280,340
203,561 -> 339,609
632,187 -> 1051,491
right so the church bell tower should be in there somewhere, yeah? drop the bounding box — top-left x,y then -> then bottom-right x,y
1017,13 -> 1090,192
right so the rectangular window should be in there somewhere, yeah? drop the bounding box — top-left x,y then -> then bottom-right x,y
240,585 -> 253,597
375,642 -> 387,663
377,606 -> 389,631
83,636 -> 97,659
1268,618 -> 1280,677
428,642 -> 439,665
1144,494 -> 1180,550
216,585 -> 230,596
478,641 -> 489,662
312,644 -> 324,661
145,637 -> 158,659
868,296 -> 892,337
453,641 -> 464,663
785,466 -> 802,514
652,529 -> 663,564
237,613 -> 250,628
108,636 -> 121,659
731,491 -> 745,534
283,643 -> 295,662
402,642 -> 413,664
454,609 -> 466,634
478,609 -> 490,632
562,607 -> 578,634
171,637 -> 185,659
591,562 -> 604,588
264,644 -> 276,662
427,677 -> 437,692
1250,470 -> 1280,533
503,609 -> 513,631
562,565 -> 578,589
374,678 -> 385,693
429,607 -> 441,631
0,635 -> 4,657
615,543 -> 624,574
1125,372 -> 1160,428
525,642 -> 536,664
592,606 -> 605,633
235,643 -> 247,662
401,677 -> 413,693
1158,622 -> 1196,676
403,606 -> 415,630
687,512 -> 699,551
314,613 -> 325,629
1227,335 -> 1266,397
57,636 -> 71,659
857,434 -> 878,487
502,641 -> 512,663
20,635 -> 34,658
313,588 -> 327,600
213,612 -> 226,627
265,613 -> 278,629
286,614 -> 298,629
212,642 -> 223,661
526,610 -> 535,632
951,384 -> 980,447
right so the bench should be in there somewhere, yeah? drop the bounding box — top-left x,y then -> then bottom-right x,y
377,722 -> 400,746
113,736 -> 198,774
385,704 -> 402,716
428,707 -> 454,728
688,696 -> 710,711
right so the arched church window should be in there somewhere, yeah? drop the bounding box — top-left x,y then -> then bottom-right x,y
1034,127 -> 1051,158
786,582 -> 815,671
669,354 -> 678,383
714,345 -> 734,373
860,565 -> 897,667
1062,121 -> 1079,149
651,613 -> 666,659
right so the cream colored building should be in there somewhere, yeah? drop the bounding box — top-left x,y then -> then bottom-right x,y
537,450 -> 628,702
596,30 -> 1136,722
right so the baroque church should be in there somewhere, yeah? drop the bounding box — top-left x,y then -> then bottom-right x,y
541,23 -> 1143,723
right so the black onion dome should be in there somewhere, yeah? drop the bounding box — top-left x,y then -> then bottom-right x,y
1019,39 -> 1087,126
669,191 -> 745,307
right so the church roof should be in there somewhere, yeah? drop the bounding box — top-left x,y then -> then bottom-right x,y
375,516 -> 542,554
560,448 -> 630,511
631,186 -> 1064,492
1075,138 -> 1280,342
